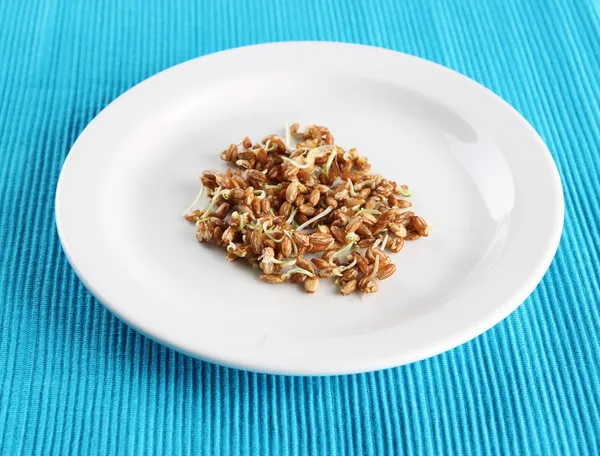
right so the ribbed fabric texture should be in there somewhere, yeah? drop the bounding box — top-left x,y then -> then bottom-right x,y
1,0 -> 599,454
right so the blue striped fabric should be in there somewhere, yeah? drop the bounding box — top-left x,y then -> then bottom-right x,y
1,0 -> 599,454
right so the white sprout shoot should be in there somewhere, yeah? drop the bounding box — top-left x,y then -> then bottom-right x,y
286,144 -> 333,167
369,255 -> 381,280
283,230 -> 298,257
308,145 -> 335,156
285,207 -> 297,225
347,178 -> 357,197
239,212 -> 248,230
181,184 -> 205,217
262,139 -> 277,153
329,241 -> 355,262
323,147 -> 337,177
261,221 -> 286,241
197,186 -> 223,221
333,258 -> 358,276
381,233 -> 389,250
221,189 -> 231,200
236,159 -> 250,168
262,221 -> 276,233
281,156 -> 313,169
281,267 -> 315,280
258,254 -> 296,267
296,206 -> 333,231
341,258 -> 357,272
226,241 -> 237,252
265,184 -> 281,190
264,231 -> 284,243
253,190 -> 266,199
372,238 -> 381,249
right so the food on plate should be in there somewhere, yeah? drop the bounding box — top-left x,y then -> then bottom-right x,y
183,123 -> 428,295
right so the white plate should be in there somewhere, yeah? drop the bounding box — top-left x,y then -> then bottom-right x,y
56,42 -> 564,375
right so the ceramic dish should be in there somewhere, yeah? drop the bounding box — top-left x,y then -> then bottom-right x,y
55,42 -> 564,375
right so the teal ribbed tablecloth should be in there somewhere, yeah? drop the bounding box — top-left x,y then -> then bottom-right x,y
1,1 -> 599,454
